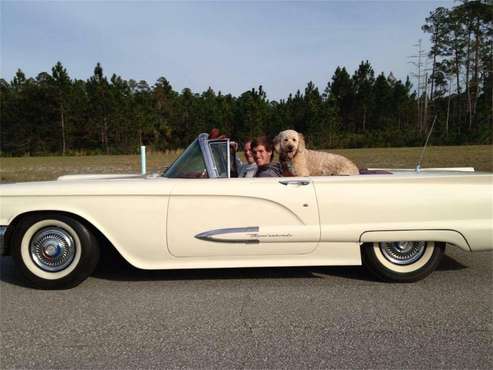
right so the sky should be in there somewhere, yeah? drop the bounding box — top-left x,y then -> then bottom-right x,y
1,0 -> 455,100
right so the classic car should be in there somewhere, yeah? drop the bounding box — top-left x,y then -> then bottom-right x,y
0,133 -> 492,289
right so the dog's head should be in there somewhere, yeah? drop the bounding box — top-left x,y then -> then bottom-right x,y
274,129 -> 305,160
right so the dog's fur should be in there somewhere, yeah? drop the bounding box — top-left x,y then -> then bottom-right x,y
274,129 -> 359,176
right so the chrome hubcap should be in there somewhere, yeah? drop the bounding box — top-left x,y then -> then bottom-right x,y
379,241 -> 426,265
30,227 -> 76,272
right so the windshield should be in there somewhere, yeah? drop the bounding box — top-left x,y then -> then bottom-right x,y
162,139 -> 208,178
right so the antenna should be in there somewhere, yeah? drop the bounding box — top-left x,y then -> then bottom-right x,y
416,115 -> 437,173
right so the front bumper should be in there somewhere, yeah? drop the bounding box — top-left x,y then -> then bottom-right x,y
0,226 -> 7,256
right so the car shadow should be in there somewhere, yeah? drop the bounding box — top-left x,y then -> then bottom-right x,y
93,262 -> 377,283
436,254 -> 467,271
0,257 -> 33,288
92,247 -> 467,282
0,253 -> 467,288
89,245 -> 376,282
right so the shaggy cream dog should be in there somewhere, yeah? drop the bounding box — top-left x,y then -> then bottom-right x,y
274,130 -> 359,176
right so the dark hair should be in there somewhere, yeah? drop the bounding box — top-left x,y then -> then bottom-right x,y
252,136 -> 274,162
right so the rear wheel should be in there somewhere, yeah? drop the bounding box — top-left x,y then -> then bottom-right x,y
11,213 -> 100,289
361,241 -> 445,282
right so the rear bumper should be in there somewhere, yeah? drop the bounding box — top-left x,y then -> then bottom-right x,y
0,226 -> 7,256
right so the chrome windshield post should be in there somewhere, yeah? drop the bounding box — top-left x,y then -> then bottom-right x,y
226,139 -> 231,179
198,134 -> 217,177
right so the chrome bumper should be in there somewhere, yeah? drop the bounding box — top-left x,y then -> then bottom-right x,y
0,226 -> 7,256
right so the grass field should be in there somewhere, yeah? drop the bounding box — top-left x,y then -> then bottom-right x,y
1,145 -> 492,183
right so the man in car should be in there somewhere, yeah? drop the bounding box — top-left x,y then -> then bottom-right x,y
251,136 -> 282,177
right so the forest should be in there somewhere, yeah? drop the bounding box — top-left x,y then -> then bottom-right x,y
1,0 -> 491,156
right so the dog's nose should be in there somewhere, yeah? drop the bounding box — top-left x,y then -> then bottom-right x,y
287,145 -> 294,151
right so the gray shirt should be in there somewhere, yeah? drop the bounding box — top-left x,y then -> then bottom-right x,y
238,162 -> 258,178
255,162 -> 282,177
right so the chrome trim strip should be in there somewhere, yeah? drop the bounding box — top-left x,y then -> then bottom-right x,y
0,226 -> 7,256
195,226 -> 260,244
279,180 -> 311,186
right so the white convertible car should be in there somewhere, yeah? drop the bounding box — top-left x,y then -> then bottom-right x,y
1,133 -> 492,288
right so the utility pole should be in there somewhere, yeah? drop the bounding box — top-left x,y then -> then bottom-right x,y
423,72 -> 429,133
446,77 -> 453,138
490,39 -> 493,128
409,39 -> 428,133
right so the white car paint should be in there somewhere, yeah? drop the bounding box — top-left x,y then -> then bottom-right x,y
1,170 -> 492,271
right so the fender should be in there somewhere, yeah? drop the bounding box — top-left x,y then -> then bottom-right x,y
359,229 -> 471,251
1,197 -> 171,269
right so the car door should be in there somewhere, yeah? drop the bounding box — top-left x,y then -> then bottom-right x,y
166,177 -> 320,257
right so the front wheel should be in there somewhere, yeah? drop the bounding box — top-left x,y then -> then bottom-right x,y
11,213 -> 100,289
361,241 -> 445,282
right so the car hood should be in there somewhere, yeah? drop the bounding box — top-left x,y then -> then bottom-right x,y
57,173 -> 144,181
0,174 -> 174,197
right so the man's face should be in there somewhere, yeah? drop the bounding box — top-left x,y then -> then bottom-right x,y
244,141 -> 255,164
253,144 -> 272,167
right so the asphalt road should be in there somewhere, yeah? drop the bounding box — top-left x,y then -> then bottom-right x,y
1,247 -> 492,369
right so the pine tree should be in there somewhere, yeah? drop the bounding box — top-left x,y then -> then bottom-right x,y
326,67 -> 354,131
86,63 -> 111,153
352,61 -> 375,132
50,62 -> 71,155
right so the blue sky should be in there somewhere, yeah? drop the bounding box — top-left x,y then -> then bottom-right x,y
1,0 -> 454,100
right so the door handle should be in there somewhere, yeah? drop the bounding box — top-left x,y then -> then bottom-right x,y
279,180 -> 311,186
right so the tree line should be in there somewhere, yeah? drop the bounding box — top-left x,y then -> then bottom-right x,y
1,0 -> 491,156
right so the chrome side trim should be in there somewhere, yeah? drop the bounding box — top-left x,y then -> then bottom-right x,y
279,180 -> 311,186
0,226 -> 7,256
195,227 -> 260,244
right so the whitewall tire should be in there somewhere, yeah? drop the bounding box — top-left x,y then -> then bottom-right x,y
12,213 -> 100,289
361,241 -> 445,282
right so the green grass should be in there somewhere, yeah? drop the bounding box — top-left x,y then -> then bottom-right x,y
1,145 -> 491,183
331,145 -> 493,172
0,151 -> 182,183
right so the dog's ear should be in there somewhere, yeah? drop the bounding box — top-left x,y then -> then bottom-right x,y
273,134 -> 281,153
298,133 -> 306,152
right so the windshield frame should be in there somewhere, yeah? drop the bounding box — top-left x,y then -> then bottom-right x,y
162,133 -> 231,178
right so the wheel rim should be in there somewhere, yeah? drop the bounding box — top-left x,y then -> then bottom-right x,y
30,227 -> 76,272
379,241 -> 426,265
